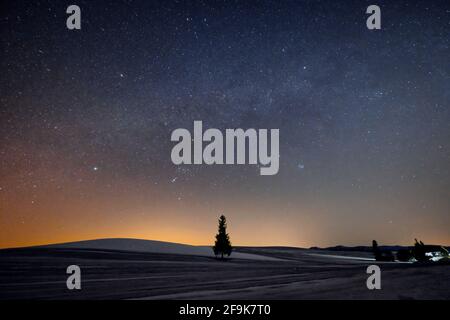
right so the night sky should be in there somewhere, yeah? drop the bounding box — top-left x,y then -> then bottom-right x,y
1,0 -> 449,248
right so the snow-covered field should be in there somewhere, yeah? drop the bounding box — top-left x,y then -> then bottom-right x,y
1,239 -> 449,300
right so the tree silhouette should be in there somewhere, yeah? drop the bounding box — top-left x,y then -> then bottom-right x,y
372,239 -> 395,261
413,238 -> 426,262
372,240 -> 381,260
213,215 -> 232,259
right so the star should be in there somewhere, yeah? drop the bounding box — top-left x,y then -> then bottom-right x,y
0,0 -> 448,249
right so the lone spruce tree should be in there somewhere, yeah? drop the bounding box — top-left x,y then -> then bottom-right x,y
213,215 -> 232,259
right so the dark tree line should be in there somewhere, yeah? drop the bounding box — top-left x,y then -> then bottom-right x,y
372,239 -> 449,262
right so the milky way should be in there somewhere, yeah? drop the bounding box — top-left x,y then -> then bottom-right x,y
0,0 -> 449,248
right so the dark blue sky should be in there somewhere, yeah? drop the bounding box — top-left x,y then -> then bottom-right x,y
0,0 -> 449,247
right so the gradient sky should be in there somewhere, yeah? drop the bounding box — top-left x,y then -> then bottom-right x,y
1,0 -> 449,249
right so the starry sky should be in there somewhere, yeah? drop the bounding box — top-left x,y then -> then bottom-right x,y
1,0 -> 449,248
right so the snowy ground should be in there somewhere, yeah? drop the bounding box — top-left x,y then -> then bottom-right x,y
40,238 -> 282,261
0,239 -> 449,300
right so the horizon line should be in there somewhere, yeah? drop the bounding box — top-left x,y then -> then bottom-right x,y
2,237 -> 448,251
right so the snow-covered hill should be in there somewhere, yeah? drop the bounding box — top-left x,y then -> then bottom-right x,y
40,238 -> 280,261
